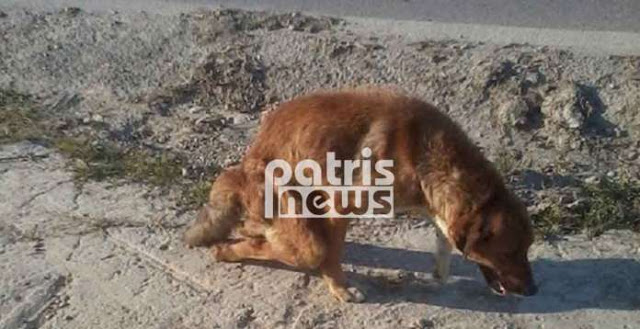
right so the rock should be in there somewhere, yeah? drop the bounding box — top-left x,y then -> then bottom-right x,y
541,83 -> 587,130
0,11 -> 7,18
570,140 -> 582,150
497,98 -> 531,129
194,115 -> 225,129
566,198 -> 585,210
554,132 -> 571,150
559,194 -> 575,205
60,7 -> 82,16
524,70 -> 544,86
414,318 -> 435,329
151,102 -> 170,117
91,114 -> 104,123
585,175 -> 601,184
525,72 -> 539,85
485,60 -> 516,90
562,105 -> 584,129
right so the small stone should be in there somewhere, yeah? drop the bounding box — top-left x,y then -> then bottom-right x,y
74,159 -> 88,171
606,171 -> 616,178
525,71 -> 542,85
91,114 -> 104,122
570,140 -> 581,150
627,151 -> 638,161
562,103 -> 584,129
61,7 -> 82,16
585,175 -> 600,184
149,101 -> 170,116
497,98 -> 530,129
555,134 -> 570,149
158,241 -> 169,251
194,116 -> 208,126
615,127 -> 627,138
559,194 -> 575,205
566,199 -> 583,210
0,11 -> 7,18
415,318 -> 435,329
188,106 -> 204,114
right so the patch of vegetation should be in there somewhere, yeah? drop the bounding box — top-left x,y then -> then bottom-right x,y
0,89 -> 32,107
1,89 -> 214,210
531,203 -> 571,238
54,137 -> 184,187
180,179 -> 213,207
579,178 -> 640,236
532,178 -> 640,238
493,149 -> 520,175
54,137 -> 217,209
0,89 -> 43,143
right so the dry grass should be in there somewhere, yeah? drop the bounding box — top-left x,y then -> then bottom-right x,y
0,89 -> 43,143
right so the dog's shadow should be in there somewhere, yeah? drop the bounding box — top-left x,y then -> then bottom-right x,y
343,243 -> 640,313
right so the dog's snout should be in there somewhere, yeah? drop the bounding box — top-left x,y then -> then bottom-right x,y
523,280 -> 538,296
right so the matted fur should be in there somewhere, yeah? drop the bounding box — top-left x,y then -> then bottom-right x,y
184,87 -> 537,302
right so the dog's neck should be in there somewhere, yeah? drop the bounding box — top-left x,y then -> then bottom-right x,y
421,160 -> 499,231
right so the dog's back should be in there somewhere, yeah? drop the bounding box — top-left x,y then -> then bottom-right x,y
242,88 -> 498,217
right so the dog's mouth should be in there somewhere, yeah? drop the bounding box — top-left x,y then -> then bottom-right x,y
478,264 -> 507,296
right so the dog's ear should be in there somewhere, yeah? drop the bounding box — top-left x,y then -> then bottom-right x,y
450,185 -> 497,257
450,210 -> 492,258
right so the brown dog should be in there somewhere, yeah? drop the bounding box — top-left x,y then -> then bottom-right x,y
183,88 -> 537,302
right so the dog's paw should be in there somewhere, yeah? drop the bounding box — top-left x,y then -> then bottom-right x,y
432,268 -> 449,284
211,244 -> 235,262
330,286 -> 366,303
210,244 -> 224,261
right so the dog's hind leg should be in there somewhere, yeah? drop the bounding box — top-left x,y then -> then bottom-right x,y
319,218 -> 365,303
211,219 -> 327,270
237,219 -> 269,238
433,224 -> 452,283
211,237 -> 299,266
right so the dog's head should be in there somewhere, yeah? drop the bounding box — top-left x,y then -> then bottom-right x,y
451,188 -> 537,296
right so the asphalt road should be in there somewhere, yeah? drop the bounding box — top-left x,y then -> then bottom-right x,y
2,0 -> 640,54
2,0 -> 640,33
185,0 -> 640,33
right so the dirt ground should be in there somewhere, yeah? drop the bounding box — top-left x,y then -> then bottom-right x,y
1,7 -> 639,329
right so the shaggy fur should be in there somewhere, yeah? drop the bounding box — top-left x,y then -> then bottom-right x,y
183,88 -> 537,302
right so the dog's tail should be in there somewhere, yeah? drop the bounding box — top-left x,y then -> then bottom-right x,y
183,167 -> 245,247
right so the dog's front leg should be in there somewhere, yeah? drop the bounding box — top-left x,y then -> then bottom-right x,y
433,225 -> 452,283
